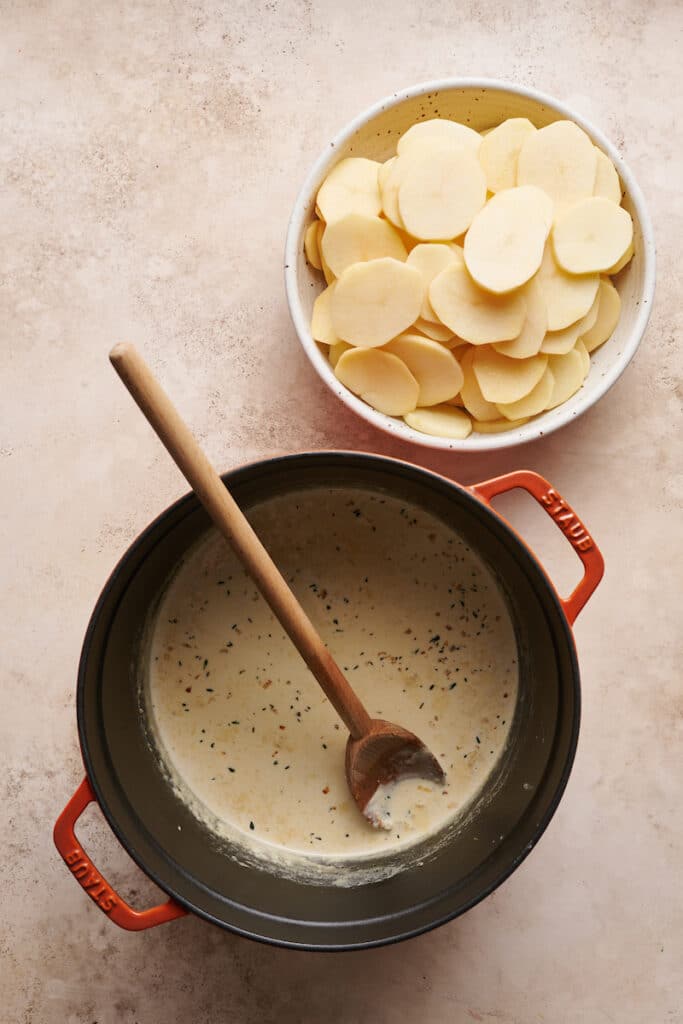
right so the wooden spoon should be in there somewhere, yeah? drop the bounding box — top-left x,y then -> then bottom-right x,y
110,343 -> 445,826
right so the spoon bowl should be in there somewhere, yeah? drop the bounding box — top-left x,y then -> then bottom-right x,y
347,720 -> 446,826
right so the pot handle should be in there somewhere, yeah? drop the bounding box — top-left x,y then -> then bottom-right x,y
469,470 -> 604,625
54,776 -> 188,931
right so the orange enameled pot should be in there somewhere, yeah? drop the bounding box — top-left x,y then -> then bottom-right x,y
54,453 -> 603,949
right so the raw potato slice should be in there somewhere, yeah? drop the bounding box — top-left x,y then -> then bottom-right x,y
607,239 -> 634,275
381,144 -> 466,230
378,158 -> 395,192
552,196 -> 633,274
581,278 -> 621,352
321,213 -> 407,277
541,289 -> 600,354
545,349 -> 588,409
319,235 -> 336,285
517,120 -> 597,211
384,334 -> 464,406
464,186 -> 552,293
430,263 -> 526,345
537,244 -> 599,331
575,339 -> 591,376
398,149 -> 487,241
404,404 -> 472,439
316,158 -> 382,224
479,118 -> 537,193
335,348 -> 418,416
440,335 -> 468,350
311,283 -> 340,345
493,278 -> 547,359
459,348 -> 500,421
379,155 -> 406,228
472,347 -> 548,404
331,257 -> 424,348
397,118 -> 481,157
413,317 -> 456,343
328,340 -> 352,368
594,148 -> 621,204
304,220 -> 322,270
497,366 -> 555,420
408,243 -> 463,320
473,417 -> 530,433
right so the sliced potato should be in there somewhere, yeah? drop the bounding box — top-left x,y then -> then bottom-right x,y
593,148 -> 621,204
459,347 -> 500,421
384,334 -> 464,406
398,149 -> 487,240
497,366 -> 555,420
404,404 -> 472,439
311,283 -> 340,345
379,155 -> 406,228
335,348 -> 419,416
493,277 -> 547,359
378,157 -> 395,192
517,120 -> 597,211
319,235 -> 336,284
479,117 -> 536,192
536,244 -> 599,330
397,118 -> 481,157
328,340 -> 352,368
540,328 -> 582,356
429,263 -> 526,345
316,157 -> 382,224
331,257 -> 424,348
552,196 -> 633,274
607,239 -> 634,275
581,278 -> 621,352
540,289 -> 600,354
464,186 -> 552,293
473,416 -> 530,432
382,145 -> 477,233
440,335 -> 468,350
575,338 -> 591,376
413,317 -> 456,343
321,213 -> 407,277
545,349 -> 588,409
472,347 -> 548,404
304,219 -> 322,270
408,243 -> 463,320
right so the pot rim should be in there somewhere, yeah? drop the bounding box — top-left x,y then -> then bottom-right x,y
76,450 -> 581,950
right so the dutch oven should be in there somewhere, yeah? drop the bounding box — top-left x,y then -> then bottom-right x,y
54,452 -> 603,950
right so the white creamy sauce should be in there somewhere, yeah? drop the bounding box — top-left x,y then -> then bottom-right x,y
364,776 -> 444,833
147,487 -> 518,871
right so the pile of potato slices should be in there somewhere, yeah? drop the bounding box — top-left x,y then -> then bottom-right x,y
305,117 -> 632,438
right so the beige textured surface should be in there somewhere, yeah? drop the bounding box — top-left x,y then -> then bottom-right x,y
1,1 -> 681,1021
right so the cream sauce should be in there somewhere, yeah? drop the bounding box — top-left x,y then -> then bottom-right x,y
147,487 -> 518,864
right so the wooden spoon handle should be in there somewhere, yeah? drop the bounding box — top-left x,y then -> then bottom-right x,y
110,343 -> 372,740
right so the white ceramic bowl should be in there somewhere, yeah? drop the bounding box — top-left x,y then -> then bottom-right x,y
285,79 -> 655,451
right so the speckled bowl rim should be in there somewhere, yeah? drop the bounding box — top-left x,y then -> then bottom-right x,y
284,77 -> 656,452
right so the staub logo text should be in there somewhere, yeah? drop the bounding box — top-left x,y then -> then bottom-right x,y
540,488 -> 593,552
65,846 -> 118,913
